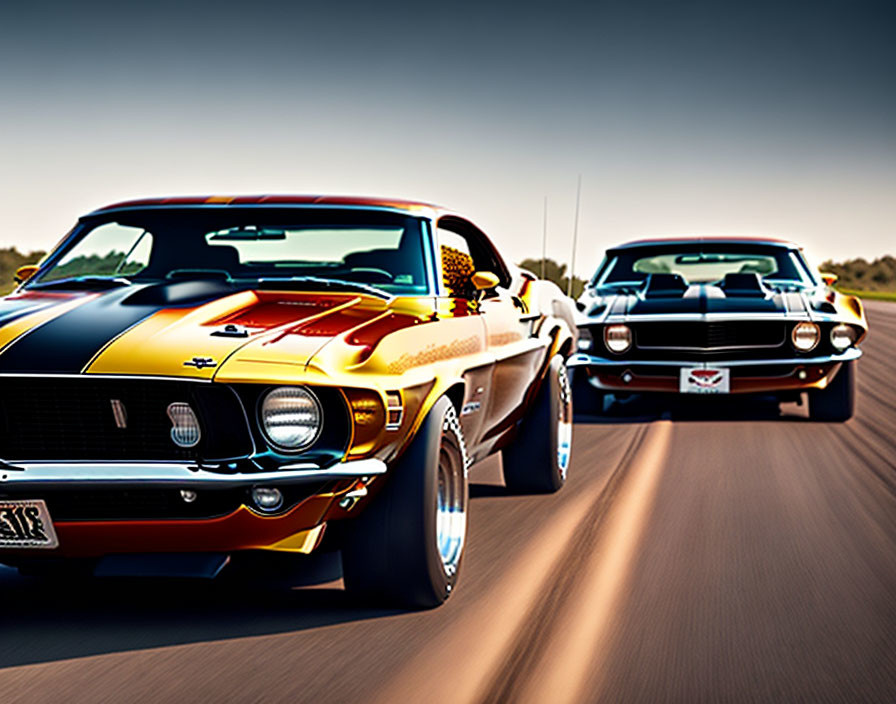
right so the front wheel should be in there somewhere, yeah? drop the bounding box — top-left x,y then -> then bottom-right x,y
808,360 -> 856,422
502,355 -> 573,493
342,397 -> 468,609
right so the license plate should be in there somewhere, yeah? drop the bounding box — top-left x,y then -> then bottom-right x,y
0,500 -> 59,549
679,367 -> 730,394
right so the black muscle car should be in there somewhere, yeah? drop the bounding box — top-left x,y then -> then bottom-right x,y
568,237 -> 867,421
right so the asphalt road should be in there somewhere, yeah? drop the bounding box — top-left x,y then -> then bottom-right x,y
1,301 -> 895,703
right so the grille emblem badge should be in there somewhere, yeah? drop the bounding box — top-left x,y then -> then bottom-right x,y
184,357 -> 217,369
110,399 -> 128,429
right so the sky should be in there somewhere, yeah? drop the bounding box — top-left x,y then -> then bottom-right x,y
0,0 -> 893,276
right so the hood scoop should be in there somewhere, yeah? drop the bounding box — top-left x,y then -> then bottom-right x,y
642,273 -> 689,299
718,273 -> 769,298
121,279 -> 234,306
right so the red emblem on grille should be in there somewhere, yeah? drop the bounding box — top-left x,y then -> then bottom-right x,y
688,369 -> 724,388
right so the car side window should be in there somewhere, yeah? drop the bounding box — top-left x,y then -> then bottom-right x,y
437,228 -> 476,299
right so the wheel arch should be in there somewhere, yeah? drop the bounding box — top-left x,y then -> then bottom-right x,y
443,382 -> 466,414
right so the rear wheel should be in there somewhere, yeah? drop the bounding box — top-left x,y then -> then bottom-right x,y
808,360 -> 855,422
342,397 -> 468,609
502,355 -> 572,494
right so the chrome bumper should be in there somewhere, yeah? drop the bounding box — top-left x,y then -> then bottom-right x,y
0,458 -> 386,489
567,347 -> 862,369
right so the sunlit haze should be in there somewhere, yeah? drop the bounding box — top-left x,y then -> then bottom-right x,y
1,0 -> 893,277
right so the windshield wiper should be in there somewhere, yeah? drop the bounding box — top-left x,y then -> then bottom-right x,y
255,276 -> 392,299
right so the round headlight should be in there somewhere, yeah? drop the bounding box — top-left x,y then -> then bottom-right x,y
260,386 -> 322,451
830,324 -> 856,351
604,324 -> 632,354
791,322 -> 820,352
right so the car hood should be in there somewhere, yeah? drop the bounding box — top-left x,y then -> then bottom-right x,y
0,282 -> 400,379
581,284 -> 818,321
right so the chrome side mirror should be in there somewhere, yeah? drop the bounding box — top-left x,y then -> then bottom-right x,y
471,271 -> 500,291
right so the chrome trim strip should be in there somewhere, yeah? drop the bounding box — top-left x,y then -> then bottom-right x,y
0,372 -> 214,383
567,347 -> 862,369
606,312 -> 813,322
590,310 -> 847,325
637,344 -> 784,352
419,218 -> 440,297
0,458 -> 387,488
637,336 -> 786,352
87,203 -> 433,218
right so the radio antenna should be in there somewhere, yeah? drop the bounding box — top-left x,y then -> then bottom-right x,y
567,174 -> 581,297
541,196 -> 548,280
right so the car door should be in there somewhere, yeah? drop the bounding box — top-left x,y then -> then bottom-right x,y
436,220 -> 545,445
477,282 -> 545,440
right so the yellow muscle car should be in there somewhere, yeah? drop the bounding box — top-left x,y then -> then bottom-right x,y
0,195 -> 576,608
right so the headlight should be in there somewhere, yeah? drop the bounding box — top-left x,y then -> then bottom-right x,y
830,324 -> 856,351
260,386 -> 322,451
577,328 -> 594,352
604,324 -> 632,354
791,322 -> 820,352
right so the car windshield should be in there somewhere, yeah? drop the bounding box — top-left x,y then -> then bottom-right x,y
29,207 -> 432,296
597,244 -> 816,288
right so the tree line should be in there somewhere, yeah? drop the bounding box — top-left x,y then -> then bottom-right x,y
820,256 -> 896,293
518,258 -> 586,298
0,247 -> 45,294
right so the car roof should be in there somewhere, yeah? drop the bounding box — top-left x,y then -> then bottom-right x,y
89,195 -> 443,217
611,236 -> 800,250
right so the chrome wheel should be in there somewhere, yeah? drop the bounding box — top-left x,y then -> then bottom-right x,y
557,363 -> 573,479
436,435 -> 467,578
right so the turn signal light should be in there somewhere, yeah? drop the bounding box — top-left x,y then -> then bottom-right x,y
386,391 -> 403,430
577,327 -> 594,352
167,402 -> 201,447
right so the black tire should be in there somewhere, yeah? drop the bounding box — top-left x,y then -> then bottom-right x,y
502,355 -> 573,494
808,360 -> 855,422
569,365 -> 605,417
342,397 -> 468,609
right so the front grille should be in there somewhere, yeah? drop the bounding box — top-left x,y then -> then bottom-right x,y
0,377 -> 253,461
635,322 -> 785,350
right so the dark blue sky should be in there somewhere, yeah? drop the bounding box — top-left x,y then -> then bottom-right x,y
1,0 -> 893,269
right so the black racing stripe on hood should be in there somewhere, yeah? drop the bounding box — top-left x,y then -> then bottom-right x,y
0,286 -> 166,373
